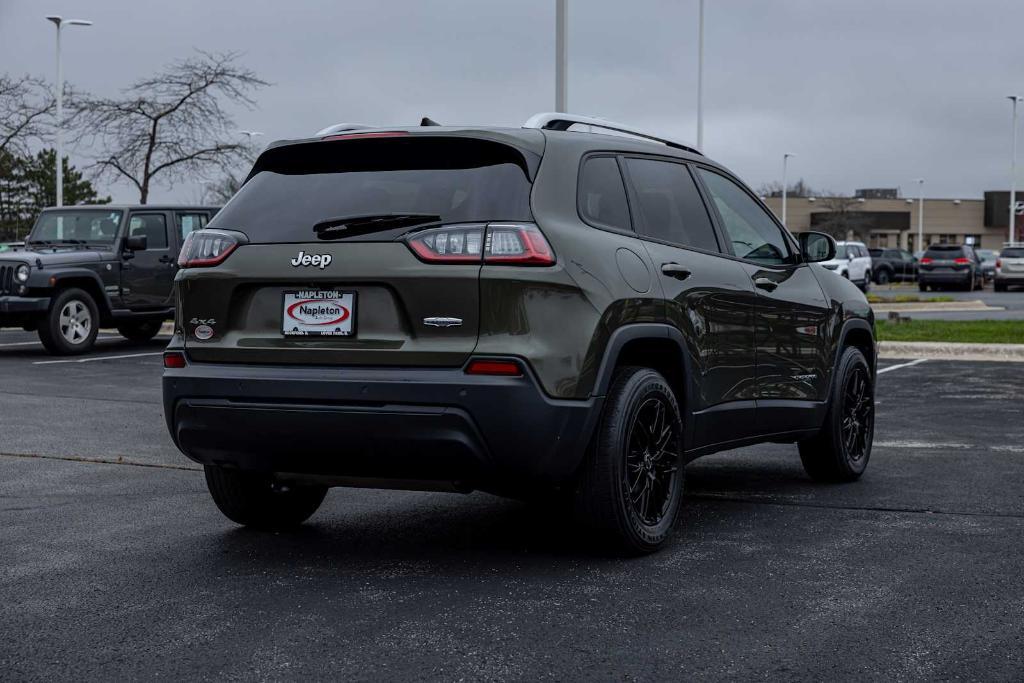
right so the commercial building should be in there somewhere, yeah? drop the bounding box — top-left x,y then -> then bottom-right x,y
764,189 -> 1021,251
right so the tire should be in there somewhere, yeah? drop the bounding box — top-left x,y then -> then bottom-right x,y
204,465 -> 327,529
574,366 -> 685,555
117,319 -> 163,343
799,347 -> 874,483
995,282 -> 1007,292
918,282 -> 928,292
858,272 -> 871,293
875,269 -> 891,285
37,287 -> 99,355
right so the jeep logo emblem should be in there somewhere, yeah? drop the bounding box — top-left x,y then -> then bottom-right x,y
290,251 -> 333,269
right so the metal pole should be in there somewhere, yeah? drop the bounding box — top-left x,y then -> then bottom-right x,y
1010,96 -> 1020,245
55,22 -> 63,207
782,153 -> 793,226
555,0 -> 567,112
696,0 -> 704,149
917,179 -> 925,251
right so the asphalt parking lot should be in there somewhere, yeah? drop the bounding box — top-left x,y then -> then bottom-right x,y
1,329 -> 1023,680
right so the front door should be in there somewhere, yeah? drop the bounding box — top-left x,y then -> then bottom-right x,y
619,156 -> 759,446
695,167 -> 832,434
121,212 -> 176,309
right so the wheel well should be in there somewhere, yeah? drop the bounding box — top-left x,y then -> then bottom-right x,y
843,326 -> 875,372
53,277 -> 111,317
613,337 -> 686,405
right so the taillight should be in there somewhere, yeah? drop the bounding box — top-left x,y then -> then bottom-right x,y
954,257 -> 971,265
178,229 -> 244,268
405,223 -> 555,266
163,351 -> 187,369
465,358 -> 523,376
997,258 -> 1003,268
920,257 -> 933,265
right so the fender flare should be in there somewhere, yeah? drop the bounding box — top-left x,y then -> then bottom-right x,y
47,269 -> 115,315
835,317 -> 876,379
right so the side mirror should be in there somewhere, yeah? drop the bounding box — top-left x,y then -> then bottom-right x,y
124,234 -> 148,252
799,231 -> 836,263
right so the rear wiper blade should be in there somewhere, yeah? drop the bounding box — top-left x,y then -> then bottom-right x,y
313,213 -> 442,239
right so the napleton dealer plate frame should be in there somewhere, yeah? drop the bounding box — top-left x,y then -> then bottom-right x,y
281,290 -> 357,337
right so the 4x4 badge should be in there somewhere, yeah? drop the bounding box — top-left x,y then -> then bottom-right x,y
290,251 -> 333,269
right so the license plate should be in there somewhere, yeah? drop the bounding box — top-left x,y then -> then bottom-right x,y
282,290 -> 356,337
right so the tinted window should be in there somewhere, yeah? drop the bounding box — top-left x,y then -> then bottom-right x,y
697,168 -> 791,264
868,249 -> 883,257
578,156 -> 630,231
1001,248 -> 1024,258
624,158 -> 718,252
212,138 -> 533,243
925,245 -> 964,257
883,249 -> 900,258
177,212 -> 209,241
128,214 -> 168,249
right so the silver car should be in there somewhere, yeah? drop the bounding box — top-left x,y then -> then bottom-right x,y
994,246 -> 1024,291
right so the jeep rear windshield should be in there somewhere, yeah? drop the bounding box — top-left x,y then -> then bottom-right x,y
210,136 -> 535,243
1001,248 -> 1024,258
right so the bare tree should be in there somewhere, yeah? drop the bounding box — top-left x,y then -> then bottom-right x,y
203,170 -> 246,204
0,75 -> 55,157
75,52 -> 268,203
813,193 -> 870,241
758,178 -> 815,198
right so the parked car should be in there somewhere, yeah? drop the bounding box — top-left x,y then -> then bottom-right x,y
868,247 -> 917,284
977,249 -> 999,282
0,205 -> 219,354
819,240 -> 872,291
0,241 -> 25,253
918,244 -> 984,291
994,246 -> 1024,291
163,113 -> 877,554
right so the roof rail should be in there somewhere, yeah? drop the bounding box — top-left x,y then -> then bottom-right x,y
315,123 -> 373,137
523,112 -> 701,155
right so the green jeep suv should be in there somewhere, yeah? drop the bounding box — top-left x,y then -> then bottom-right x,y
163,114 -> 876,553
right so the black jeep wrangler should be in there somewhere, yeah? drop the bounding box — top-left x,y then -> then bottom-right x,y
0,205 -> 219,354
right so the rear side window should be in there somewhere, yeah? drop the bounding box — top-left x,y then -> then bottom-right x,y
128,214 -> 168,250
623,158 -> 719,252
578,156 -> 630,231
212,137 -> 534,243
177,212 -> 209,241
697,168 -> 792,264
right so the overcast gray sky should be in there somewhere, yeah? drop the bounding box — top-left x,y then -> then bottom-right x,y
3,0 -> 1023,203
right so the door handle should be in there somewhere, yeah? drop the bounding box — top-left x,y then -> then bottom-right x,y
661,263 -> 692,280
158,255 -> 173,263
753,277 -> 778,291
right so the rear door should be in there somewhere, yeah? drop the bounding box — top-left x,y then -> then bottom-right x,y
620,156 -> 758,443
121,211 -> 176,309
177,135 -> 537,367
695,167 -> 832,433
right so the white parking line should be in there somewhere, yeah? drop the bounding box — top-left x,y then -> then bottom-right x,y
32,352 -> 163,365
0,335 -> 120,348
878,358 -> 929,374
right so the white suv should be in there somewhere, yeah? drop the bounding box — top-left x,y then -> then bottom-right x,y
819,240 -> 872,292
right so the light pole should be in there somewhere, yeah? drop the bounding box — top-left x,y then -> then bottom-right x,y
45,15 -> 92,208
1009,95 -> 1021,245
555,0 -> 567,112
914,178 -> 925,251
696,0 -> 704,149
782,152 -> 795,226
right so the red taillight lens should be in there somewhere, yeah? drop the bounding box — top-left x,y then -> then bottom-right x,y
920,257 -> 933,265
997,258 -> 1003,268
484,224 -> 555,264
954,257 -> 971,265
178,230 -> 242,268
405,223 -> 555,266
163,351 -> 187,369
465,359 -> 523,376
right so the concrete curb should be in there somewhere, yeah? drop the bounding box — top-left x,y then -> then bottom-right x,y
872,300 -> 1002,314
879,340 -> 1024,362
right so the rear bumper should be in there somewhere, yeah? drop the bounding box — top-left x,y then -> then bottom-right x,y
163,357 -> 600,494
995,271 -> 1024,282
918,271 -> 971,284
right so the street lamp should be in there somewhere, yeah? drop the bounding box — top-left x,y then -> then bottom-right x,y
782,153 -> 795,227
913,178 -> 925,251
1008,95 -> 1022,245
696,0 -> 705,149
45,15 -> 92,208
555,0 -> 568,112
